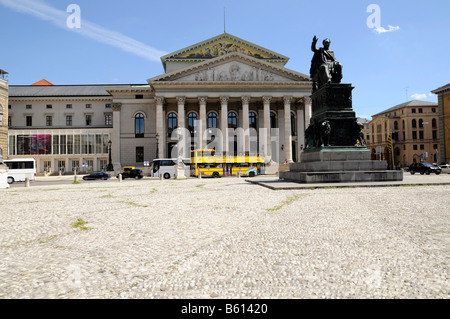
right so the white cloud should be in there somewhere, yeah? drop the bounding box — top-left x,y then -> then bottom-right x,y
0,0 -> 167,62
374,25 -> 400,34
411,93 -> 428,100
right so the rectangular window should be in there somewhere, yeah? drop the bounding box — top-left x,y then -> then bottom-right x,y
135,95 -> 144,99
433,144 -> 438,150
105,114 -> 112,126
26,105 -> 32,109
8,135 -> 15,155
413,145 -> 418,150
85,115 -> 92,126
66,115 -> 73,126
81,135 -> 88,154
420,145 -> 424,150
136,147 -> 144,163
412,131 -> 417,140
419,131 -> 424,140
66,104 -> 72,109
432,108 -> 436,113
26,116 -> 32,127
46,116 -> 53,127
418,108 -> 423,113
74,135 -> 81,154
53,135 -> 59,155
60,135 -> 67,155
432,130 -> 437,140
105,104 -> 112,108
67,135 -> 73,155
96,134 -> 102,154
87,134 -> 94,154
411,108 -> 416,113
103,134 -> 109,154
86,104 -> 92,109
8,105 -> 11,109
46,104 -> 52,109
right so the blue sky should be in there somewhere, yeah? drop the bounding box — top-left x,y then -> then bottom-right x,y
0,0 -> 448,119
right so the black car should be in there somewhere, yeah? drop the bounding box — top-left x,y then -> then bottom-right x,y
117,169 -> 143,180
408,163 -> 441,175
83,172 -> 112,180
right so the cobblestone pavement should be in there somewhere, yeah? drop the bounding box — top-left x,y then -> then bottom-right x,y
0,177 -> 448,298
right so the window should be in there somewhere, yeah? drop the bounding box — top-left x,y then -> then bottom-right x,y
105,114 -> 112,126
207,112 -> 218,129
432,108 -> 436,113
105,104 -> 112,108
167,112 -> 177,136
135,113 -> 145,138
270,112 -> 277,129
85,115 -> 92,126
290,112 -> 296,136
412,119 -> 417,128
420,145 -> 424,150
188,112 -> 197,135
412,131 -> 417,140
432,130 -> 437,140
86,104 -> 92,109
394,121 -> 398,130
26,116 -> 32,127
228,112 -> 237,129
66,115 -> 73,126
413,145 -> 418,150
8,105 -> 11,109
418,119 -> 424,128
8,116 -> 11,128
26,105 -> 32,109
249,112 -> 257,130
46,116 -> 53,127
418,108 -> 423,113
411,108 -> 416,113
419,131 -> 424,140
66,104 -> 72,109
432,119 -> 437,128
135,95 -> 144,99
433,144 -> 438,150
46,104 -> 52,109
136,147 -> 144,163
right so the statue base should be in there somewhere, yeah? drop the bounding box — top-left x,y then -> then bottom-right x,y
174,163 -> 187,180
279,147 -> 403,183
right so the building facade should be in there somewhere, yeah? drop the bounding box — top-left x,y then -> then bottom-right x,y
365,100 -> 440,168
6,33 -> 313,174
0,70 -> 8,161
431,83 -> 450,164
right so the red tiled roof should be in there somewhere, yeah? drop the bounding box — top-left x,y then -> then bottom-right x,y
31,79 -> 54,86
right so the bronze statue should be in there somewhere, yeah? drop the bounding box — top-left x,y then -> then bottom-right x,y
310,36 -> 343,91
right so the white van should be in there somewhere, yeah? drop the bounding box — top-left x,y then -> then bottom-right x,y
4,158 -> 37,184
151,158 -> 190,179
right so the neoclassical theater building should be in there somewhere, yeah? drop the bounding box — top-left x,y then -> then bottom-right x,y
6,33 -> 313,174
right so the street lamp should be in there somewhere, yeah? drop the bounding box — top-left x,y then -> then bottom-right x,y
106,140 -> 114,171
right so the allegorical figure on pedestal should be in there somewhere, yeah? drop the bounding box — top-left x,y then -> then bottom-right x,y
310,36 -> 343,91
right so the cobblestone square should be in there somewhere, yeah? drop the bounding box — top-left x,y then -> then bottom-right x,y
0,177 -> 449,298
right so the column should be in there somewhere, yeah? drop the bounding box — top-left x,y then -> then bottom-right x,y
302,96 -> 312,129
155,97 -> 165,159
112,103 -> 122,170
198,97 -> 207,150
297,103 -> 305,156
176,97 -> 186,129
242,96 -> 250,153
262,96 -> 272,157
220,96 -> 229,154
284,96 -> 293,163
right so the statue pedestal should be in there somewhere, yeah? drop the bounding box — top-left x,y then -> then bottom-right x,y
279,147 -> 403,183
0,164 -> 9,189
174,163 -> 187,180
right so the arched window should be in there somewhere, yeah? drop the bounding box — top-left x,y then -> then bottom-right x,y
291,112 -> 296,136
167,112 -> 177,136
188,112 -> 197,135
270,112 -> 277,129
432,118 -> 437,128
418,119 -> 424,128
228,112 -> 237,129
249,112 -> 257,130
207,112 -> 218,128
135,113 -> 145,138
412,119 -> 417,128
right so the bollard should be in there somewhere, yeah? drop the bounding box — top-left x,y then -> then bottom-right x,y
119,174 -> 122,182
25,177 -> 30,188
159,174 -> 163,181
74,175 -> 78,183
198,171 -> 202,179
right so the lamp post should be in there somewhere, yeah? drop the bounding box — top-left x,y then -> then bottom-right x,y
106,140 -> 114,171
156,133 -> 159,159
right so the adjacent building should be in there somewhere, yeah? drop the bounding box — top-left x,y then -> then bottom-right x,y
431,83 -> 450,164
365,100 -> 440,168
6,33 -> 313,174
0,69 -> 8,161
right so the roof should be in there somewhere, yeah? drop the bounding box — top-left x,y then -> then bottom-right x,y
31,79 -> 54,86
372,100 -> 438,117
9,84 -> 147,97
431,83 -> 450,94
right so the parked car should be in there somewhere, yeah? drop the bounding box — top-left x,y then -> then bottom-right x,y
408,163 -> 442,175
83,172 -> 111,180
117,169 -> 143,180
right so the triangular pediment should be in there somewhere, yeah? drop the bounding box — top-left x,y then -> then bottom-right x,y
149,53 -> 310,84
161,33 -> 289,72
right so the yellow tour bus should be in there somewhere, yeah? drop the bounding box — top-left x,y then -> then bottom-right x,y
190,149 -> 266,178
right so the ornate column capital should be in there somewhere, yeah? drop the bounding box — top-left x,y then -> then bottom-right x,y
176,96 -> 186,104
299,96 -> 312,105
262,96 -> 272,104
241,96 -> 251,104
112,103 -> 122,111
283,96 -> 293,104
198,96 -> 208,104
219,96 -> 229,104
155,96 -> 165,105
